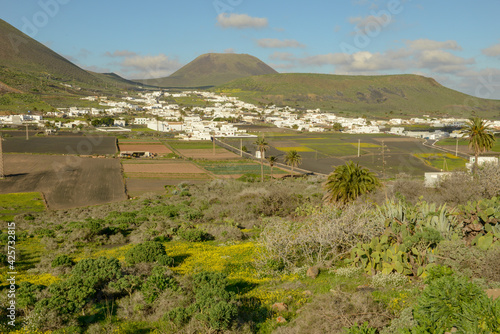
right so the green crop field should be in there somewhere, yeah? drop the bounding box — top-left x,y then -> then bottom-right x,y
199,161 -> 287,175
0,192 -> 46,221
437,135 -> 500,152
414,153 -> 467,171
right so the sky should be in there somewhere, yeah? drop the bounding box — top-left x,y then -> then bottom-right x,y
2,0 -> 500,99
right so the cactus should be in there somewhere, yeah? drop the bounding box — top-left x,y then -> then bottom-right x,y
458,197 -> 500,244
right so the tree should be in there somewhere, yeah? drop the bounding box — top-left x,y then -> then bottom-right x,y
254,136 -> 269,182
284,150 -> 302,173
462,117 -> 496,172
324,161 -> 380,206
266,156 -> 278,180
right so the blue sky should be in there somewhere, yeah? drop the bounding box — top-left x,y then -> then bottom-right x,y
2,0 -> 500,98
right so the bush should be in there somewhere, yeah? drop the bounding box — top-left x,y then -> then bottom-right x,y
51,255 -> 74,268
191,271 -> 238,330
412,274 -> 489,332
259,203 -> 383,268
158,254 -> 175,266
164,307 -> 192,326
142,266 -> 178,304
125,241 -> 167,265
177,226 -> 213,242
344,322 -> 377,334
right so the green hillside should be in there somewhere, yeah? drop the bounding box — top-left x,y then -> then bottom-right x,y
138,53 -> 277,88
0,19 -> 141,113
0,19 -> 97,86
216,73 -> 500,119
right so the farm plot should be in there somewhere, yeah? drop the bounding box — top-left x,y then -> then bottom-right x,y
436,136 -> 500,154
118,143 -> 172,155
123,162 -> 207,175
0,154 -> 126,210
122,160 -> 211,196
414,153 -> 467,171
0,192 -> 45,221
168,140 -> 241,160
198,160 -> 288,178
3,135 -> 117,155
227,133 -> 451,177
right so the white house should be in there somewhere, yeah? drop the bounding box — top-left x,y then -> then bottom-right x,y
424,172 -> 453,187
466,156 -> 499,172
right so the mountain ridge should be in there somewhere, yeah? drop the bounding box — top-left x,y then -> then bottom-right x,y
215,73 -> 500,119
138,53 -> 278,88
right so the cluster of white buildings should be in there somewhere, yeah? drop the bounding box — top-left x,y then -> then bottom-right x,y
2,90 -> 500,140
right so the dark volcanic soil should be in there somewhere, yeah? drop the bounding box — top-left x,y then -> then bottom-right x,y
0,154 -> 126,209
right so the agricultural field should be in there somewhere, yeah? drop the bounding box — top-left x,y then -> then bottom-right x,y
436,134 -> 500,154
122,160 -> 211,197
0,192 -> 45,221
225,133 -> 450,177
0,154 -> 126,209
197,159 -> 288,178
414,153 -> 467,171
118,142 -> 173,155
2,132 -> 117,155
168,140 -> 242,160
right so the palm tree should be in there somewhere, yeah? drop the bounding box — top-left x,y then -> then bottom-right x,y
323,161 -> 380,206
284,150 -> 302,174
462,117 -> 496,172
266,156 -> 278,180
254,137 -> 269,182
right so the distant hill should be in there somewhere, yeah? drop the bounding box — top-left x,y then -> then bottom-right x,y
0,19 -> 98,86
138,53 -> 277,88
0,19 -> 139,93
216,73 -> 500,119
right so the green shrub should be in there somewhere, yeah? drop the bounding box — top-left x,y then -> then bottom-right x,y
0,253 -> 6,266
344,322 -> 377,334
17,282 -> 45,311
125,241 -> 167,265
413,274 -> 488,332
164,307 -> 192,326
192,271 -> 238,330
40,257 -> 122,316
177,226 -> 213,242
142,266 -> 178,303
157,254 -> 175,266
51,255 -> 74,268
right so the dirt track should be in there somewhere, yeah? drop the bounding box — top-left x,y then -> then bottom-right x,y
0,154 -> 126,209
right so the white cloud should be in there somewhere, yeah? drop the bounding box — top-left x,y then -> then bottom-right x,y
105,50 -> 138,58
82,64 -> 113,74
482,43 -> 500,57
454,68 -> 500,99
257,38 -> 305,48
270,51 -> 296,61
224,48 -> 236,53
416,49 -> 474,73
216,13 -> 268,29
349,14 -> 392,35
407,39 -> 462,51
118,54 -> 182,79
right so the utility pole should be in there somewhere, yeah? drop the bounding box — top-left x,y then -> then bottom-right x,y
26,124 -> 29,140
381,140 -> 387,201
240,138 -> 243,157
455,137 -> 459,157
381,140 -> 386,179
212,131 -> 216,156
358,139 -> 361,157
0,132 -> 4,179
